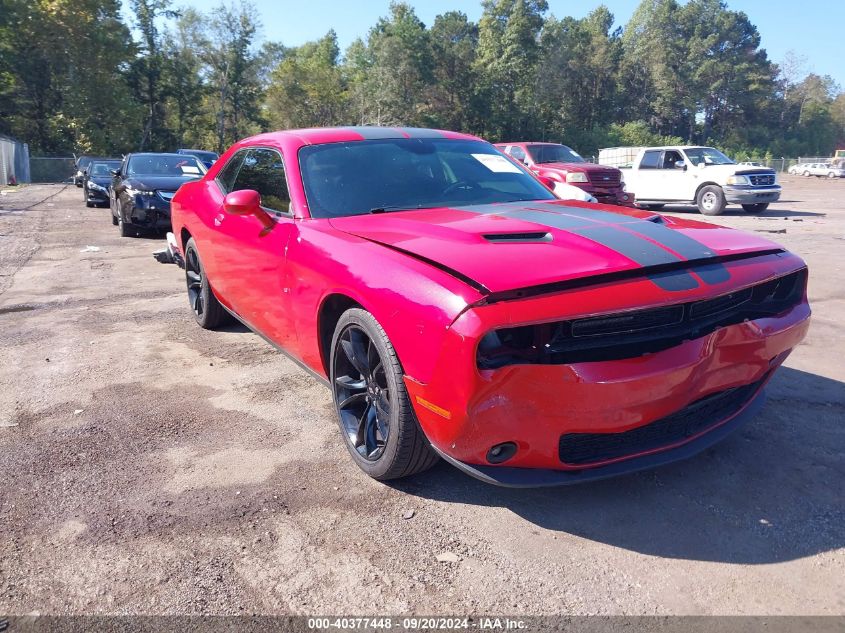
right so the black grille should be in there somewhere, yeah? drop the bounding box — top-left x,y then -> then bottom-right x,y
749,174 -> 775,186
591,170 -> 622,187
477,269 -> 806,368
558,375 -> 766,466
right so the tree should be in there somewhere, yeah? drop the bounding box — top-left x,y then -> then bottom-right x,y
427,11 -> 479,131
128,0 -> 179,151
161,9 -> 207,148
266,31 -> 348,129
202,1 -> 266,151
475,0 -> 548,140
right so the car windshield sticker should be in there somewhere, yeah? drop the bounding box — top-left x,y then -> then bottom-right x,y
471,153 -> 522,174
181,165 -> 201,174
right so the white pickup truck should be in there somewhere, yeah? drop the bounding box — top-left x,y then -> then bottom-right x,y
603,146 -> 781,216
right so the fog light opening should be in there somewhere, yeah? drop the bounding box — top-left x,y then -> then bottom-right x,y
487,442 -> 518,464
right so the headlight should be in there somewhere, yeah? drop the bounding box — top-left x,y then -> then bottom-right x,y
565,172 -> 589,183
727,175 -> 750,185
126,188 -> 155,197
88,182 -> 105,192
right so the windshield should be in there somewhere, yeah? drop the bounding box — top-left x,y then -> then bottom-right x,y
526,144 -> 585,164
299,139 -> 556,219
684,147 -> 735,166
89,161 -> 121,177
127,154 -> 205,177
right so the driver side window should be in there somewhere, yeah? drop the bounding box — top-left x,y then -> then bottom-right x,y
231,148 -> 291,214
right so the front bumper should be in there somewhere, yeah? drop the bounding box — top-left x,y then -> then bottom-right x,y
724,185 -> 781,204
404,257 -> 810,485
86,187 -> 109,204
432,387 -> 766,487
127,195 -> 172,229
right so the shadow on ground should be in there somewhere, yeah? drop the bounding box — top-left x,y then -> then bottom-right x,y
393,367 -> 845,565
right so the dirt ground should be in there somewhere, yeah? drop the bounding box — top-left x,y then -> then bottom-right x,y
0,177 -> 843,616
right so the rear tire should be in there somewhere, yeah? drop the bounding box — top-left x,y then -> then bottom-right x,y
829,172 -> 836,179
184,237 -> 229,329
741,203 -> 769,212
696,185 -> 726,216
330,308 -> 438,481
803,171 -> 810,177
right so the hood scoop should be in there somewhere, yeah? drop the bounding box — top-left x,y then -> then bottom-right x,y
482,231 -> 552,243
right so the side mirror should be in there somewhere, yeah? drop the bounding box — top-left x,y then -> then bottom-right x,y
537,176 -> 556,190
110,169 -> 120,177
675,160 -> 687,171
224,189 -> 275,233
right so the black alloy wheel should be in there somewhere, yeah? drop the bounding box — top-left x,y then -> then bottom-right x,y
330,308 -> 438,480
183,237 -> 228,329
334,324 -> 391,461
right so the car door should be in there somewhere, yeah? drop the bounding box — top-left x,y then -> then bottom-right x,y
208,146 -> 298,349
656,149 -> 691,200
632,149 -> 665,200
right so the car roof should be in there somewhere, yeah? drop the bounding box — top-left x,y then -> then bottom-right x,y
241,126 -> 482,146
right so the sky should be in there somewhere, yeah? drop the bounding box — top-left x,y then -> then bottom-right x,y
170,0 -> 844,89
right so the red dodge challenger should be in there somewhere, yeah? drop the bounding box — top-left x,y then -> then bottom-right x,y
169,127 -> 810,487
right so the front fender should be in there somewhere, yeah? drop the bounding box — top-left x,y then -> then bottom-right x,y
288,220 -> 485,383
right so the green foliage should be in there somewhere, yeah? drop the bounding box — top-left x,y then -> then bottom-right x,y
0,0 -> 842,159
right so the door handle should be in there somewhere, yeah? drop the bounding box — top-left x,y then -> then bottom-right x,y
214,213 -> 225,226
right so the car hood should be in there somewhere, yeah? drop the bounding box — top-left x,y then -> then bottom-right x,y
328,200 -> 783,294
124,175 -> 201,191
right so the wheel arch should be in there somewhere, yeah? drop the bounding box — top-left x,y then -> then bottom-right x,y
694,181 -> 723,199
317,293 -> 363,377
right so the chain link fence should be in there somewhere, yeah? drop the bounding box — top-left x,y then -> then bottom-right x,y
0,135 -> 30,184
29,156 -> 76,183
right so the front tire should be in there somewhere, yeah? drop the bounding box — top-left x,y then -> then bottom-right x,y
741,203 -> 769,212
184,238 -> 229,329
803,171 -> 810,177
330,308 -> 438,481
117,213 -> 132,237
696,185 -> 726,216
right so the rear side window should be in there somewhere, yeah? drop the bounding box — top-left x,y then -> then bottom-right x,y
639,150 -> 661,169
231,148 -> 291,214
216,151 -> 247,193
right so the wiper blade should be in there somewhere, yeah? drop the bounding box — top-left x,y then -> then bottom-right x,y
368,205 -> 431,214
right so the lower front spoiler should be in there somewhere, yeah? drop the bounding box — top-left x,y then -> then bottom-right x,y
431,389 -> 766,488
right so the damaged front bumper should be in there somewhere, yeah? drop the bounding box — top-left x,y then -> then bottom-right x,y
153,232 -> 185,267
404,254 -> 810,486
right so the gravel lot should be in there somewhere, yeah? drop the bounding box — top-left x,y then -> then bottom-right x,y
0,177 -> 843,616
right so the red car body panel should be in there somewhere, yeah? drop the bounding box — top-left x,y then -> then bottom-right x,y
495,141 -> 632,206
171,126 -> 810,485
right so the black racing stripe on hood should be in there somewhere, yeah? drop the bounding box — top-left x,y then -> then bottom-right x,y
470,206 -> 699,291
569,225 -> 699,291
458,203 -> 731,290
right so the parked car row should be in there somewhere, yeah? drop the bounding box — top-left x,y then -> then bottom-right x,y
787,162 -> 845,178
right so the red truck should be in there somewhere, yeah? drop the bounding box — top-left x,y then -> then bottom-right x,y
495,142 -> 633,206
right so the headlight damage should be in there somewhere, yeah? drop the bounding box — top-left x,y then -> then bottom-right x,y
477,268 -> 807,369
